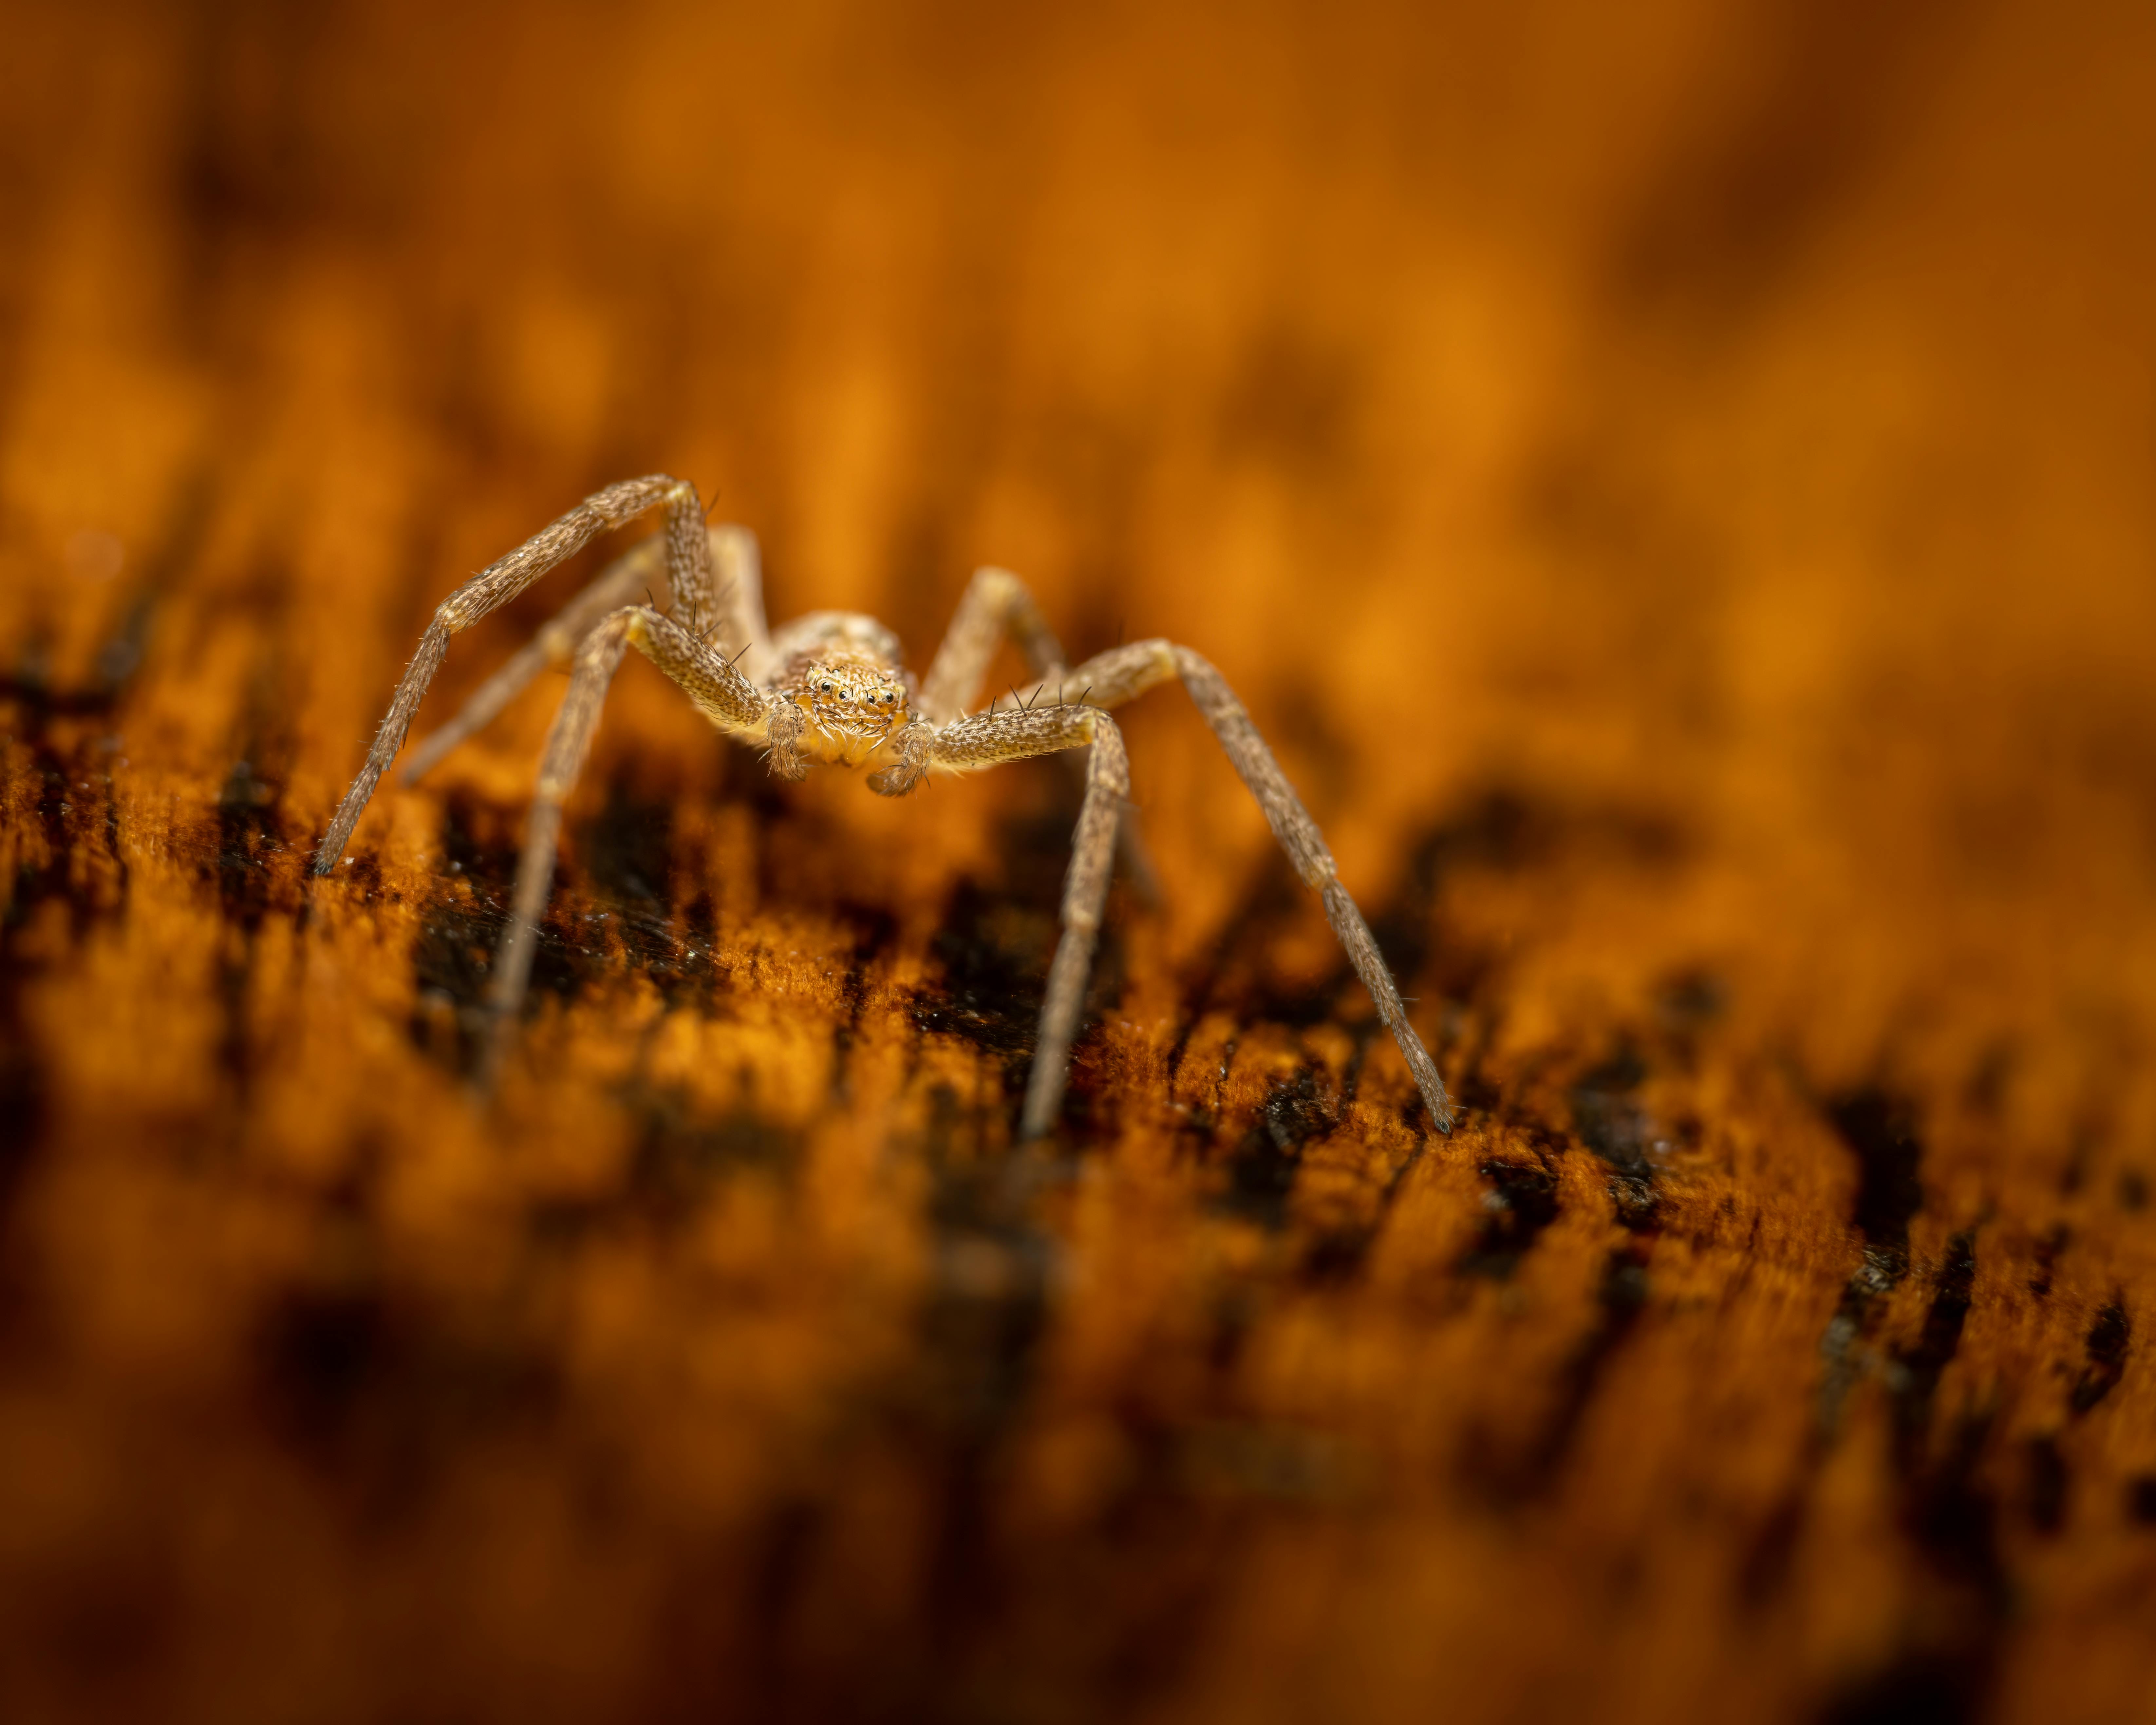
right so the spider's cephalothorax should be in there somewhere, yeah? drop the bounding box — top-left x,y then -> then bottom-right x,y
315,476 -> 1453,1140
784,651 -> 910,765
769,612 -> 914,769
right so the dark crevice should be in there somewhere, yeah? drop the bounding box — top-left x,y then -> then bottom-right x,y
2028,1223 -> 2067,1299
1890,1231 -> 1976,1472
1217,1066 -> 1333,1231
1828,1089 -> 1926,1272
2068,1299 -> 2130,1416
1456,1156 -> 1561,1280
2024,1436 -> 2067,1534
213,755 -> 287,1088
1572,1045 -> 1661,1230
1495,1239 -> 1656,1499
1816,1090 -> 1929,1432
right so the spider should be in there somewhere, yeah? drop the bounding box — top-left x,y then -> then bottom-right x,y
313,476 -> 1453,1140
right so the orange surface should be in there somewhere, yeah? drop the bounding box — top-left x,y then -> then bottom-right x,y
2,2 -> 2154,1720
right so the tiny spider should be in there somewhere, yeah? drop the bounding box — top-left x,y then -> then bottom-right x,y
314,476 -> 1453,1139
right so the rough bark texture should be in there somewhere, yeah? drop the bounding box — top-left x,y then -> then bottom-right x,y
2,2 -> 2154,1722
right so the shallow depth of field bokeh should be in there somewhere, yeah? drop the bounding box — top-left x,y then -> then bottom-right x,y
2,2 -> 2154,1721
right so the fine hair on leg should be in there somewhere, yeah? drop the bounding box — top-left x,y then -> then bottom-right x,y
1170,645 -> 1452,1131
401,534 -> 666,787
928,697 -> 1130,1138
401,523 -> 773,788
921,568 -> 1161,900
1024,713 -> 1128,1137
917,566 -> 1069,723
313,476 -> 716,873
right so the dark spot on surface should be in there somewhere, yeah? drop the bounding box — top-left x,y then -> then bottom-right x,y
2118,1168 -> 2149,1212
1656,967 -> 1726,1030
1904,1407 -> 2005,1607
1817,1246 -> 1903,1434
1891,1232 -> 1976,1471
1961,1041 -> 2012,1120
1573,1046 -> 1661,1227
213,754 -> 291,1086
1572,1047 -> 1652,1170
1457,1158 -> 1561,1280
1741,1487 -> 1809,1607
2069,1300 -> 2130,1415
260,1285 -> 388,1447
829,902 -> 898,1099
1362,789 -> 1687,1032
1827,1089 -> 1926,1269
2025,1436 -> 2067,1533
1515,1242 -> 1654,1492
914,801 -> 1105,1085
620,1089 -> 800,1227
2029,1223 -> 2068,1299
1817,1649 -> 1981,1725
1219,1068 -> 1332,1230
2126,1475 -> 2156,1525
915,877 -> 1053,1059
911,1132 -> 1058,1686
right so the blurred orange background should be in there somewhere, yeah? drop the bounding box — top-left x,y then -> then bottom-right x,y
1,1 -> 2153,1721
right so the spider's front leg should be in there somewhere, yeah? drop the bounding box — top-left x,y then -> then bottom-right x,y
400,523 -> 771,788
313,475 -> 723,873
1007,639 -> 1455,1134
918,566 -> 1161,900
929,699 -> 1130,1138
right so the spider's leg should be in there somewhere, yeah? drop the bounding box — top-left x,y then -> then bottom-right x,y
930,701 -> 1129,1138
917,566 -> 1069,722
401,523 -> 771,787
482,602 -> 769,1085
1009,639 -> 1454,1133
401,535 -> 663,786
710,525 -> 775,685
313,475 -> 719,873
922,567 -> 1161,901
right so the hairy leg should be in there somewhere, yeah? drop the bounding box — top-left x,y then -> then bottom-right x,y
916,566 -> 1069,723
708,525 -> 775,684
482,603 -> 769,1083
400,524 -> 771,788
931,699 -> 1129,1137
313,476 -> 718,873
400,535 -> 664,787
1007,639 -> 1453,1132
915,567 -> 1160,899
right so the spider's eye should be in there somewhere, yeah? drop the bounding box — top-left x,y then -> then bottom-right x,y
820,680 -> 834,694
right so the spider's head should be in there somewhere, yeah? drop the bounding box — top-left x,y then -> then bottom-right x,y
789,653 -> 913,768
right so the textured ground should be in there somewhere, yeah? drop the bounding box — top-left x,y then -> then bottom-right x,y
2,1 -> 2154,1721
